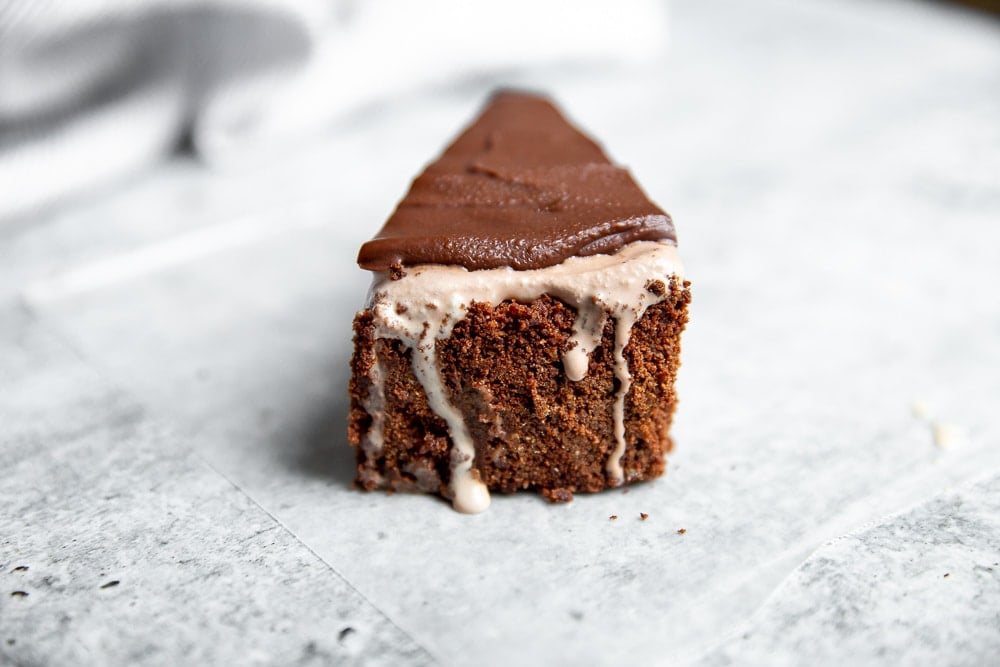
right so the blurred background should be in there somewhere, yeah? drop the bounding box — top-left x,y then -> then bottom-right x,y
1,0 -> 997,223
2,1 -> 1000,665
1,0 -> 671,220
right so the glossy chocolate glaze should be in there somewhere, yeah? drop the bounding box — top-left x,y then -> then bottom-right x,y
357,92 -> 675,272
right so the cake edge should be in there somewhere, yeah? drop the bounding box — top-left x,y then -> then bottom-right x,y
348,240 -> 689,513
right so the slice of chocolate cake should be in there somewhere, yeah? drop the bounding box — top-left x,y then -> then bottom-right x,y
348,92 -> 690,513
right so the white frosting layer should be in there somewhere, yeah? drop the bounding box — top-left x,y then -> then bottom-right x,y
361,240 -> 684,513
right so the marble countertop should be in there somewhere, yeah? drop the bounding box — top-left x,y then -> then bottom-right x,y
2,0 -> 999,664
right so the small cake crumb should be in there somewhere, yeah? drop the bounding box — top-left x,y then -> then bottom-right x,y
639,512 -> 649,521
677,528 -> 687,534
932,422 -> 963,449
609,515 -> 618,521
645,279 -> 667,296
388,263 -> 407,281
542,488 -> 574,503
911,399 -> 965,450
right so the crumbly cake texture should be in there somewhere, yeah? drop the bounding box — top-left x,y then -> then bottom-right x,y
349,279 -> 691,503
347,91 -> 690,512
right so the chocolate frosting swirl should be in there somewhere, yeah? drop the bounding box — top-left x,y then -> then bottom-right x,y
357,92 -> 675,272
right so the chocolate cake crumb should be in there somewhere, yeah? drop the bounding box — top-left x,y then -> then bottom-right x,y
388,263 -> 407,280
610,515 -> 618,521
677,528 -> 687,535
645,279 -> 666,296
640,512 -> 649,521
542,488 -> 574,504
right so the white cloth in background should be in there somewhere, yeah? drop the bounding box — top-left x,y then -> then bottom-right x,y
0,0 -> 668,220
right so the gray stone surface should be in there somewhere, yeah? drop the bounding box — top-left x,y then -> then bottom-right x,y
701,473 -> 1000,666
0,309 -> 434,666
2,0 -> 999,664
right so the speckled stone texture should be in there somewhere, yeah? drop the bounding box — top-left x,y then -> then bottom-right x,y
2,0 -> 999,664
702,473 -> 1000,666
0,310 -> 434,666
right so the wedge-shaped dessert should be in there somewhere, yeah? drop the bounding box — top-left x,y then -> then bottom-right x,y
349,92 -> 689,513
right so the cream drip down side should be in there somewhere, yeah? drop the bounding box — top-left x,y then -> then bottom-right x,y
360,240 -> 685,513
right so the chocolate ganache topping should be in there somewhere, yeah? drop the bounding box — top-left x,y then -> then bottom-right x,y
357,92 -> 676,272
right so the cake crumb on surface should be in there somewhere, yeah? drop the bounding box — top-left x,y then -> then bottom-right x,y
932,422 -> 964,449
640,513 -> 649,521
609,515 -> 618,521
542,488 -> 574,503
910,399 -> 965,450
911,399 -> 931,419
677,528 -> 687,534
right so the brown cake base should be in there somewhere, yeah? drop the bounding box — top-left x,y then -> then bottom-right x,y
348,277 -> 691,504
